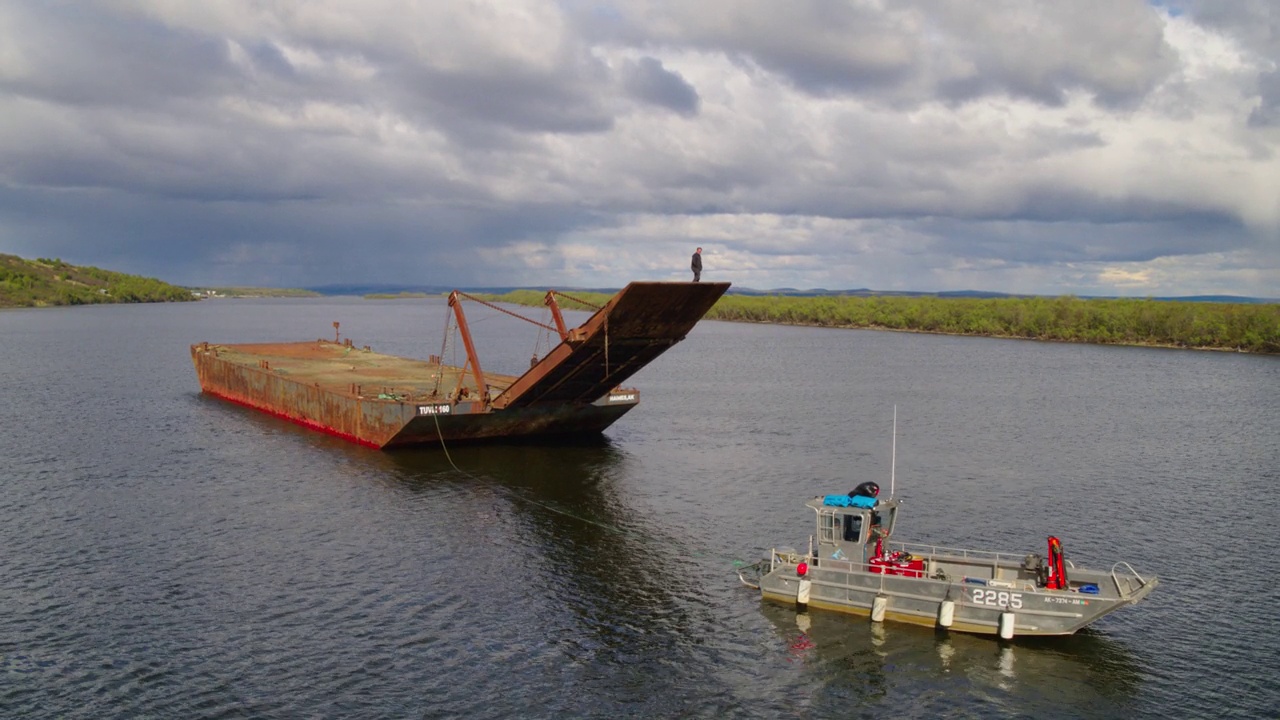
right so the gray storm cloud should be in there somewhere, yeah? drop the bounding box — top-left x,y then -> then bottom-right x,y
0,0 -> 1275,296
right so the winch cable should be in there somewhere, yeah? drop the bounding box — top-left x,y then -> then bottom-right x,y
530,307 -> 555,364
431,308 -> 452,397
552,291 -> 602,311
453,291 -> 559,334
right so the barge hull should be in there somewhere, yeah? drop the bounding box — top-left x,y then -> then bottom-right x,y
191,341 -> 640,448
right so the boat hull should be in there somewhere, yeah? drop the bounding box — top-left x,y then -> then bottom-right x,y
744,551 -> 1158,637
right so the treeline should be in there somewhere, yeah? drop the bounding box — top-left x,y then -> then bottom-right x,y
479,290 -> 1280,354
711,294 -> 1279,353
0,254 -> 195,308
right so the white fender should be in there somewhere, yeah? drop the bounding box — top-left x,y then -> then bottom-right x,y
938,600 -> 955,628
871,594 -> 888,622
999,610 -> 1016,639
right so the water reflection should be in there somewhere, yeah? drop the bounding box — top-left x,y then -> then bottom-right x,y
7,297 -> 1275,718
381,440 -> 716,699
758,603 -> 1142,715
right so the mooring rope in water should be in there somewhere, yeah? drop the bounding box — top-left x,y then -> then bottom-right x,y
426,414 -> 748,565
428,411 -> 631,535
430,410 -> 462,475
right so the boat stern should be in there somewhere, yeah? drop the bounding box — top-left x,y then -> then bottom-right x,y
736,559 -> 769,590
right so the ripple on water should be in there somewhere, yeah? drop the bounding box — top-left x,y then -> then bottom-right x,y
1,302 -> 1277,718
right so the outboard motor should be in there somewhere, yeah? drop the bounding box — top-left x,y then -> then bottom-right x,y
849,481 -> 880,498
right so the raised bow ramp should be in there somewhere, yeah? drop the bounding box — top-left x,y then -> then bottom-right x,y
496,281 -> 730,409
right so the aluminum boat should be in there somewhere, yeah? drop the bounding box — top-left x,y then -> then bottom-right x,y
737,482 -> 1158,638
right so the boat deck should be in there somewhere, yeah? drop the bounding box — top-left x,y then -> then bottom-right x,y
194,340 -> 517,402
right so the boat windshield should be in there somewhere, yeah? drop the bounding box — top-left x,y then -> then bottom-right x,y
870,506 -> 895,535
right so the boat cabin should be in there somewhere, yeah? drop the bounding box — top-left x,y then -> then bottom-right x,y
806,492 -> 900,565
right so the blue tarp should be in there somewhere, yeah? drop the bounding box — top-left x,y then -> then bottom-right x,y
822,494 -> 877,508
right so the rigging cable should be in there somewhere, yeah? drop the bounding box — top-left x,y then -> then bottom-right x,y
452,291 -> 559,333
431,307 -> 452,397
552,291 -> 603,311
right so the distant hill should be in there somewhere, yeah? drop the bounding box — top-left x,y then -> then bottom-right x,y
6,263 -> 1267,310
0,254 -> 196,309
191,286 -> 321,298
303,282 -> 1275,304
305,283 -> 625,297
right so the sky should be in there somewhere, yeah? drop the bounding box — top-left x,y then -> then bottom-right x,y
1,1 -> 1277,296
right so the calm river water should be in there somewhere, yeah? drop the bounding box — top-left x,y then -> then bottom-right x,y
1,297 -> 1277,719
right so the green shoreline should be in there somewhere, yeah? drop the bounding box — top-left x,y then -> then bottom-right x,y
0,254 -> 323,308
477,290 -> 1280,355
6,252 -> 1274,355
1,254 -> 195,308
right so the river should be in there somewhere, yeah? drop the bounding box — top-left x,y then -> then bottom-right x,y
1,297 -> 1277,718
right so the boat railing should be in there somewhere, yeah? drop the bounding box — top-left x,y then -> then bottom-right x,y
736,547 -> 802,590
890,541 -> 1024,567
1110,561 -> 1152,598
769,547 -> 804,571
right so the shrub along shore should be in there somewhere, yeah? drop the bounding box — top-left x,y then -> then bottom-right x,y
479,290 -> 1280,354
1,254 -> 194,308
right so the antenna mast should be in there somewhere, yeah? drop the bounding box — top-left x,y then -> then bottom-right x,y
890,405 -> 898,499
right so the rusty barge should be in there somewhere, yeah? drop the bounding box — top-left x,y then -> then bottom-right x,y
191,281 -> 729,449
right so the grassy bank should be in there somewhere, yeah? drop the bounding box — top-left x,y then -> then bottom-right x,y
0,254 -> 196,308
479,290 -> 1280,354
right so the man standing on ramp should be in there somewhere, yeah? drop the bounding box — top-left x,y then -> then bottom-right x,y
691,247 -> 702,282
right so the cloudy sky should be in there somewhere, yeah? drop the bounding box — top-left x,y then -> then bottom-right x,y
1,1 -> 1277,296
